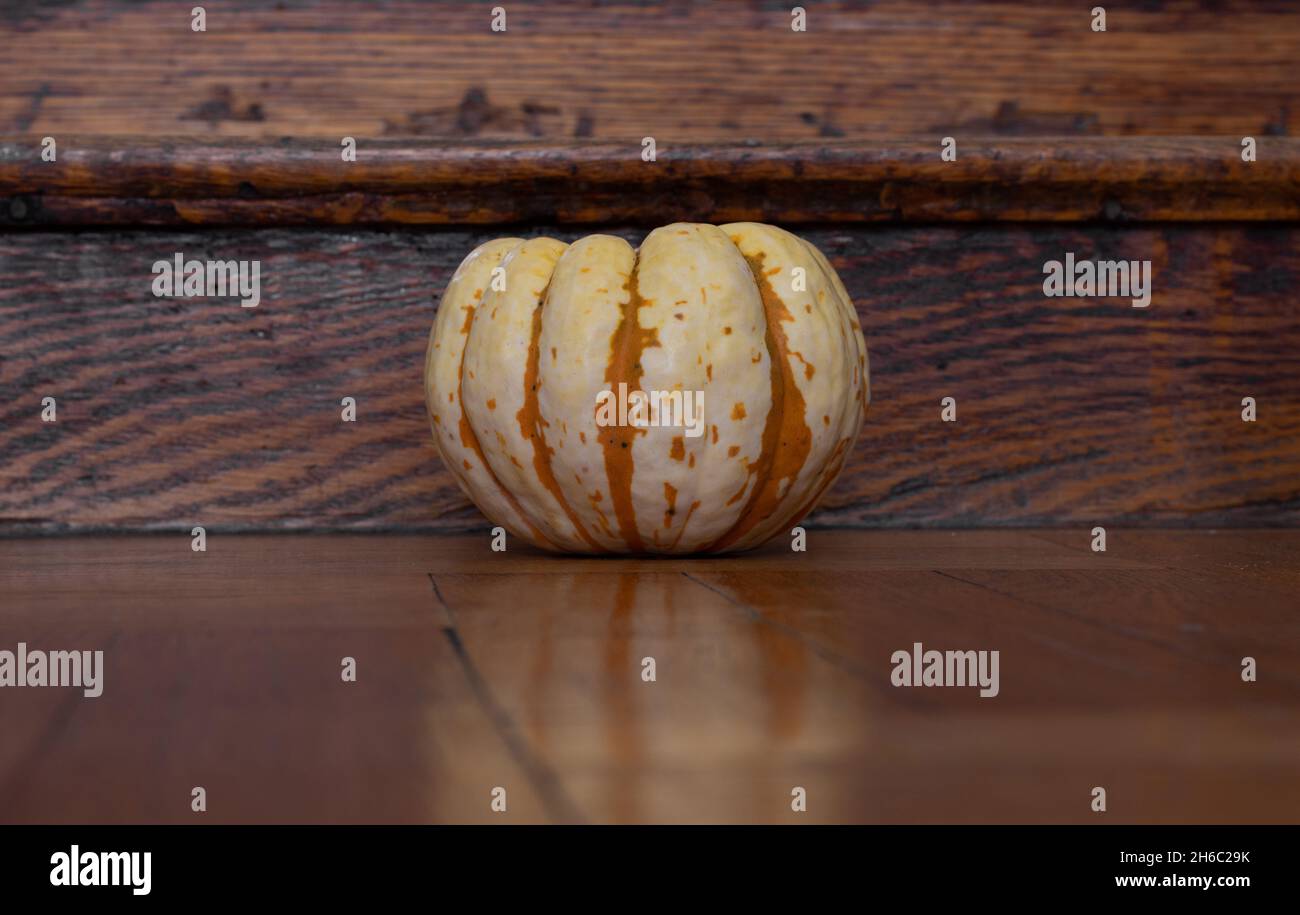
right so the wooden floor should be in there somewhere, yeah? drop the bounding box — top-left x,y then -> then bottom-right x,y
1,530 -> 1297,824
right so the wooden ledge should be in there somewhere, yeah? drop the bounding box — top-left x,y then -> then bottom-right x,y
2,137 -> 1298,227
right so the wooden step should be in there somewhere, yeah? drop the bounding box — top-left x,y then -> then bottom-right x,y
2,139 -> 1299,534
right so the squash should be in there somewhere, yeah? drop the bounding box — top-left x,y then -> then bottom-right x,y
424,222 -> 869,554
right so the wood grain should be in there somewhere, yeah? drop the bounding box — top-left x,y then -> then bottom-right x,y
4,137 -> 1299,227
2,530 -> 1297,824
2,224 -> 1297,534
2,0 -> 1298,142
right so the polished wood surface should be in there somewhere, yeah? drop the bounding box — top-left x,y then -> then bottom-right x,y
5,137 -> 1299,227
3,1 -> 1298,141
3,224 -> 1297,534
1,530 -> 1296,824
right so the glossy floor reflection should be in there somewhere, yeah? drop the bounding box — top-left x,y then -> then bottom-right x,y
2,530 -> 1298,823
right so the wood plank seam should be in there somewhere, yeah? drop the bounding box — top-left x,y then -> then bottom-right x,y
427,572 -> 586,824
931,569 -> 1300,689
680,571 -> 876,685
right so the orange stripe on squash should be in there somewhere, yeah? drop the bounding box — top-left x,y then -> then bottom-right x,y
599,256 -> 659,553
708,252 -> 813,552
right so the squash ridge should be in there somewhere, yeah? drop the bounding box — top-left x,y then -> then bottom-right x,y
519,275 -> 608,552
455,245 -> 560,550
707,243 -> 813,552
598,249 -> 657,552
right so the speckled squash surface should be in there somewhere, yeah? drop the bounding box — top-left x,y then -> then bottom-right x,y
424,222 -> 869,554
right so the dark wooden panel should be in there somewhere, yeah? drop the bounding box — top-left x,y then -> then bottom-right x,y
4,137 -> 1299,227
2,530 -> 1298,824
2,0 -> 1298,141
2,224 -> 1297,534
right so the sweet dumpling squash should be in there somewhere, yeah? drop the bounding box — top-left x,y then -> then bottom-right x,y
424,222 -> 868,554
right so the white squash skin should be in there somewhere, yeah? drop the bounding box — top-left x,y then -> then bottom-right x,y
718,222 -> 863,552
460,237 -> 592,552
801,236 -> 871,503
537,235 -> 636,551
423,237 -> 543,545
631,224 -> 772,551
425,223 -> 869,554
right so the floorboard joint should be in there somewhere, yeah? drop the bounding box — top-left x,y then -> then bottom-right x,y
426,573 -> 587,824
